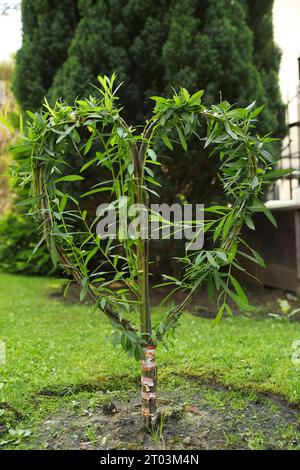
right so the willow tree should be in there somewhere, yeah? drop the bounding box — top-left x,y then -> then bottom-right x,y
14,75 -> 281,428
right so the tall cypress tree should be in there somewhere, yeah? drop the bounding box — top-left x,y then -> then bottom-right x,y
49,0 -> 169,123
46,0 -> 284,201
14,0 -> 284,142
13,0 -> 79,111
46,0 -> 284,136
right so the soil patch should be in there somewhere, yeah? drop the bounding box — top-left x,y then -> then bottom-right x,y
32,378 -> 300,450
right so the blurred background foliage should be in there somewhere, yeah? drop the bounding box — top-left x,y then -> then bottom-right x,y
0,59 -> 14,216
0,58 -> 54,275
0,0 -> 286,276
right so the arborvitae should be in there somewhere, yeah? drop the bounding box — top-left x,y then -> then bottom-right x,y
46,0 -> 284,136
14,0 -> 285,155
13,0 -> 79,111
48,0 -> 284,201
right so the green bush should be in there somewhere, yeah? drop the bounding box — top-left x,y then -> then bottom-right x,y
0,212 -> 55,275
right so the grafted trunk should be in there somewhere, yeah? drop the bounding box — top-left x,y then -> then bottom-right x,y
141,345 -> 158,429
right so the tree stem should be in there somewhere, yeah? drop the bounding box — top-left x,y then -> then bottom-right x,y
141,345 -> 158,429
134,136 -> 157,428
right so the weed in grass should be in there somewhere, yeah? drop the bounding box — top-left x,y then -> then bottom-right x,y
148,413 -> 166,448
247,430 -> 266,450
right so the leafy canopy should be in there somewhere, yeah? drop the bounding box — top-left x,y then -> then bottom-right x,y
13,75 -> 286,358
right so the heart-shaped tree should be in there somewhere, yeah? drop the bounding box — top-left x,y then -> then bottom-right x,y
14,74 -> 279,429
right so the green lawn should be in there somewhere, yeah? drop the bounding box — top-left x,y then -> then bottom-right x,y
0,272 -> 300,449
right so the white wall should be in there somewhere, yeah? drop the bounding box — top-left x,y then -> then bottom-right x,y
0,6 -> 21,61
273,0 -> 300,200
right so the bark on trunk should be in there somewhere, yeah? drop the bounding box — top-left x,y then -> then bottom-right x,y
141,345 -> 158,429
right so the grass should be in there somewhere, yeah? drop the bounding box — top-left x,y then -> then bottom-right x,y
0,272 -> 300,449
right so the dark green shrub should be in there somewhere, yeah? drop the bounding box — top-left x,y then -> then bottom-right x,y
0,212 -> 55,275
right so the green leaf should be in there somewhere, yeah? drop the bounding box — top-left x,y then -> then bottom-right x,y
265,210 -> 277,227
19,113 -> 24,133
10,143 -> 32,155
216,251 -> 228,263
145,176 -> 161,187
213,218 -> 225,242
251,176 -> 259,189
84,247 -> 98,266
251,248 -> 266,268
161,133 -> 173,150
80,279 -> 89,302
147,148 -> 157,161
206,252 -> 218,268
229,291 -> 255,312
84,136 -> 94,155
100,298 -> 106,310
244,215 -> 255,230
55,175 -> 84,183
128,163 -> 134,175
230,275 -> 248,305
263,168 -> 293,180
250,199 -> 277,228
177,126 -> 187,151
150,95 -> 169,104
222,211 -> 234,238
225,121 -> 238,140
16,195 -> 42,207
259,149 -> 274,163
112,332 -> 119,350
224,303 -> 233,317
80,156 -> 98,172
56,124 -> 76,143
262,206 -> 277,228
189,90 -> 204,104
212,304 -> 224,326
226,108 -> 248,119
59,193 -> 68,212
81,186 -> 113,197
117,127 -> 127,138
250,104 -> 264,118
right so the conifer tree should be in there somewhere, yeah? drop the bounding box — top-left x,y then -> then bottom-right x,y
13,0 -> 79,111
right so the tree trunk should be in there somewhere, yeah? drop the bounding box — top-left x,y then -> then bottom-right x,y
134,136 -> 157,429
141,345 -> 158,429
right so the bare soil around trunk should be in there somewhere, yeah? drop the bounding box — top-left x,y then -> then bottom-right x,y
32,375 -> 300,450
